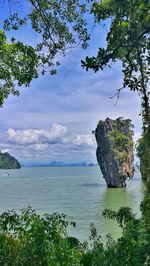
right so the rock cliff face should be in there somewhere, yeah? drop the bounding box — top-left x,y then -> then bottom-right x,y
95,117 -> 134,187
0,152 -> 21,169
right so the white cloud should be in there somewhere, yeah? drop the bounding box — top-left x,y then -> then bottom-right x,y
73,134 -> 95,146
31,143 -> 49,151
0,124 -> 97,163
6,126 -> 96,152
7,128 -> 40,145
6,124 -> 68,145
1,148 -> 11,154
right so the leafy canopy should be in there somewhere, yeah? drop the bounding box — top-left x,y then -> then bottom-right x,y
0,206 -> 84,266
1,204 -> 150,266
1,0 -> 150,181
82,0 -> 150,127
0,30 -> 38,106
109,129 -> 132,160
2,0 -> 150,124
0,0 -> 91,106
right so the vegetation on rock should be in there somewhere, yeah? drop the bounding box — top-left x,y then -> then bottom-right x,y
0,1 -> 150,265
95,117 -> 134,187
0,151 -> 21,169
108,118 -> 134,161
82,0 -> 150,129
1,0 -> 149,181
81,0 -> 150,182
109,130 -> 131,160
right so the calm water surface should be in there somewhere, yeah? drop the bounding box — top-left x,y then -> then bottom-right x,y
0,166 -> 143,241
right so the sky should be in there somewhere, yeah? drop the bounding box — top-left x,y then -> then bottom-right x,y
0,1 -> 142,164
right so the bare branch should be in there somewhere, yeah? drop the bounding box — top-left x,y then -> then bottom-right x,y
109,87 -> 124,106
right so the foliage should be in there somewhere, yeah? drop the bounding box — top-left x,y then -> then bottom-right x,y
108,118 -> 134,161
1,1 -> 150,124
137,128 -> 150,183
1,205 -> 150,266
109,129 -> 130,160
1,1 -> 150,128
81,204 -> 150,266
0,207 -> 84,266
0,30 -> 38,106
82,0 -> 150,128
0,2 -> 150,264
81,0 -> 150,182
0,151 -> 21,169
0,0 -> 91,106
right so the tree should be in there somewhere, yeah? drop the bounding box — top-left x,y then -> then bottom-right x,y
0,0 -> 91,106
0,30 -> 38,106
0,207 -> 84,265
1,0 -> 150,179
136,129 -> 150,182
82,0 -> 150,127
2,206 -> 150,265
1,2 -> 150,263
2,0 -> 150,124
81,0 -> 150,182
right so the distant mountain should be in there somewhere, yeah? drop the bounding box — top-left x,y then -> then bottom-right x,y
22,161 -> 97,167
0,152 -> 21,169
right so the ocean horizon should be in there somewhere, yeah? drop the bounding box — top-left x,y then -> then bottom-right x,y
0,166 -> 143,242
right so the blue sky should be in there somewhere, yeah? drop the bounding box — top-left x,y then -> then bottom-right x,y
0,1 -> 142,163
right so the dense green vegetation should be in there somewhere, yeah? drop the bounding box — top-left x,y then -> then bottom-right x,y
0,30 -> 38,106
0,151 -> 21,169
0,207 -> 84,266
0,0 -> 150,265
1,203 -> 150,266
81,0 -> 150,182
82,0 -> 150,128
1,0 -> 149,180
137,128 -> 150,182
109,130 -> 131,160
108,119 -> 134,161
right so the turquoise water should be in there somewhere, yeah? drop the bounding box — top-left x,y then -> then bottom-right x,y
0,166 -> 143,241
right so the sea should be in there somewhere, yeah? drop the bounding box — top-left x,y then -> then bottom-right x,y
0,166 -> 143,242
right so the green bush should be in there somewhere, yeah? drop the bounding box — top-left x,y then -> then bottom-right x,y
81,201 -> 150,266
0,207 -> 84,266
137,128 -> 150,183
1,201 -> 150,266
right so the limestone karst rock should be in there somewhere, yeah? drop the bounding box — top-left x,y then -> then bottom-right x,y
95,117 -> 134,188
0,152 -> 21,169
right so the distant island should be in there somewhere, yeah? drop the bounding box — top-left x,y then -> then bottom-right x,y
21,161 -> 98,167
0,152 -> 21,169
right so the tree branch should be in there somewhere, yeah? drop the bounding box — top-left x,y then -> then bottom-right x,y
109,87 -> 124,106
126,25 -> 150,58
